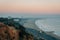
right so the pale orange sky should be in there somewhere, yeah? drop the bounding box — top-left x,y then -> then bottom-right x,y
0,0 -> 60,14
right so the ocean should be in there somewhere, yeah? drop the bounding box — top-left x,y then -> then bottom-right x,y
35,17 -> 60,36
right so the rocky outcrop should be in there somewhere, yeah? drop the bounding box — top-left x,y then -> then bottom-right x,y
0,22 -> 34,40
0,23 -> 19,40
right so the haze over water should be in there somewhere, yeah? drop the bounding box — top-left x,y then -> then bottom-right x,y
36,15 -> 60,36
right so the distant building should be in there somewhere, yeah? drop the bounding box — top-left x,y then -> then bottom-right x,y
14,19 -> 20,22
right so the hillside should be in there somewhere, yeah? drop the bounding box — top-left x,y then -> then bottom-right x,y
0,17 -> 60,40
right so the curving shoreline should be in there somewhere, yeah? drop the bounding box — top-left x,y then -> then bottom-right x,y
0,17 -> 60,40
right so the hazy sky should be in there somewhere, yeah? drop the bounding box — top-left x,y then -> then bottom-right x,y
0,0 -> 60,15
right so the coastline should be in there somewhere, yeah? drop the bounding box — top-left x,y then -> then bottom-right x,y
20,18 -> 60,40
46,32 -> 60,40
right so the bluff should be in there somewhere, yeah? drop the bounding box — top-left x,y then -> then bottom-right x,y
0,18 -> 34,40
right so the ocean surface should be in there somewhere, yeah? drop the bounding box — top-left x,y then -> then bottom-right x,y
36,17 -> 60,36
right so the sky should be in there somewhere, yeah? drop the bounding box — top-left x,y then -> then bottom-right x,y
0,0 -> 60,17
